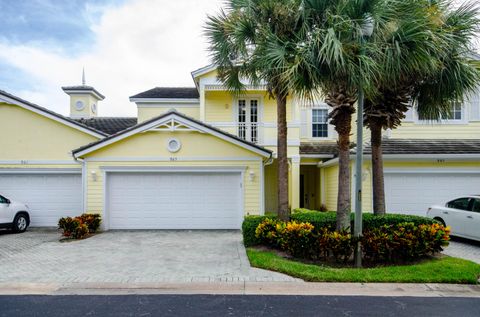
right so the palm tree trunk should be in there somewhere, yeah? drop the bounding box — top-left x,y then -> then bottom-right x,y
370,121 -> 386,215
336,120 -> 352,231
276,95 -> 289,221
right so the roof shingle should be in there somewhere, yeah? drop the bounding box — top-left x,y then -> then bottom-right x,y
130,87 -> 199,99
364,139 -> 480,154
72,117 -> 137,135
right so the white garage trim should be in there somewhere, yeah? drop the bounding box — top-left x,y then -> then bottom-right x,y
85,156 -> 262,162
385,168 -> 480,174
102,167 -> 245,230
0,168 -> 81,174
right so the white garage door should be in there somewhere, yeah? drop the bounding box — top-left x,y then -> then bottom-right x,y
385,172 -> 480,216
107,172 -> 242,229
0,173 -> 82,226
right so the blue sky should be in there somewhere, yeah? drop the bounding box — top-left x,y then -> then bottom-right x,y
0,0 -> 222,116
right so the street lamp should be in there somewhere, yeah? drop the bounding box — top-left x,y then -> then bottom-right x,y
354,15 -> 374,268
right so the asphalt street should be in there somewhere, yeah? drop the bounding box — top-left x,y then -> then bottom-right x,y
1,295 -> 479,317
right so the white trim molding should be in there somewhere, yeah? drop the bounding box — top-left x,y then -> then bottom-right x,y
0,168 -> 82,174
0,160 -> 81,165
384,167 -> 480,174
85,156 -> 262,162
131,98 -> 200,104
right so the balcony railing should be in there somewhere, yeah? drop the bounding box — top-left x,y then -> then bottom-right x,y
238,122 -> 259,144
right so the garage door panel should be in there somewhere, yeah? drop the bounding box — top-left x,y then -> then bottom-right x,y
385,172 -> 480,216
0,174 -> 82,226
107,172 -> 242,229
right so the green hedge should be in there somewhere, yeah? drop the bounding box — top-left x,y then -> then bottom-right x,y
242,215 -> 276,247
291,211 -> 437,232
243,211 -> 436,246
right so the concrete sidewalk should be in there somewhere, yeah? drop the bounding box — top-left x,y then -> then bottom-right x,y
1,281 -> 480,297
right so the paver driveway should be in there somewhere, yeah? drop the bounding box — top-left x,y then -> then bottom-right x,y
0,230 -> 296,283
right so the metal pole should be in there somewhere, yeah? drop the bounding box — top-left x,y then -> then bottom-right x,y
354,38 -> 365,268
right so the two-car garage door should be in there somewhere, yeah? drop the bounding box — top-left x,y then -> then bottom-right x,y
385,172 -> 480,216
106,172 -> 242,229
0,173 -> 82,227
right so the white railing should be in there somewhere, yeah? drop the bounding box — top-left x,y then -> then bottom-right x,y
237,122 -> 259,144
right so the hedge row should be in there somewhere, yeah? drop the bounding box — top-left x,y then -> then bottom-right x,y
255,218 -> 450,263
243,211 -> 437,247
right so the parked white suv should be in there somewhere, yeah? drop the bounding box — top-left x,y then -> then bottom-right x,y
427,195 -> 480,242
0,194 -> 30,232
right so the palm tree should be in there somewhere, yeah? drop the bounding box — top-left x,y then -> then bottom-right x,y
364,0 -> 480,215
284,0 -> 397,230
205,0 -> 308,221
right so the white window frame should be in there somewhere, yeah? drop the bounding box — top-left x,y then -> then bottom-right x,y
233,95 -> 263,143
413,101 -> 468,125
308,103 -> 334,140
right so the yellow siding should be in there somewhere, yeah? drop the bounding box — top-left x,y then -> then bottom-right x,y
80,130 -> 265,218
0,103 -> 98,161
390,122 -> 480,139
264,161 -> 278,213
137,106 -> 199,122
324,165 -> 339,211
205,91 -> 234,122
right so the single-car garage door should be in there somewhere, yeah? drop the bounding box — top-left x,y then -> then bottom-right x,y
107,172 -> 242,229
385,172 -> 480,216
0,173 -> 82,226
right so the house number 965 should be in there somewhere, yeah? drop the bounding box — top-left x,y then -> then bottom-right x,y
170,157 -> 178,161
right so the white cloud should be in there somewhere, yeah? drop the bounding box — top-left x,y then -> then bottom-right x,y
0,0 -> 223,116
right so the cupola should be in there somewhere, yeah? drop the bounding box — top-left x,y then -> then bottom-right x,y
62,69 -> 105,118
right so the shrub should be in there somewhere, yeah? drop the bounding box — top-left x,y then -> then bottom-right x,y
58,217 -> 80,238
277,221 -> 315,259
73,222 -> 89,239
58,213 -> 102,239
79,213 -> 102,233
255,218 -> 283,247
242,215 -> 276,247
250,215 -> 450,265
290,212 -> 337,231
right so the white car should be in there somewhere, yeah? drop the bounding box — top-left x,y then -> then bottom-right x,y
427,195 -> 480,241
0,194 -> 30,233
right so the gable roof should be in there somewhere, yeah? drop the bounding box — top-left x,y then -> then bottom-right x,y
130,87 -> 199,100
73,117 -> 137,135
72,110 -> 272,158
0,89 -> 107,138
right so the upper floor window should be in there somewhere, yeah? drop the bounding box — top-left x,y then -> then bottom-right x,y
312,109 -> 328,138
237,98 -> 259,143
442,101 -> 463,121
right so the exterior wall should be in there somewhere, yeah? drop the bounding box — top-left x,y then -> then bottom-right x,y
137,104 -> 200,122
0,103 -> 98,161
80,130 -> 265,219
323,165 -> 339,211
68,94 -> 99,118
388,122 -> 480,139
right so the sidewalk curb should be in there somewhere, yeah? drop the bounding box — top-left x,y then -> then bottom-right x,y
1,282 -> 480,297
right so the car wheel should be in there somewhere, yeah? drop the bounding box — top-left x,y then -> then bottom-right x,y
434,217 -> 446,227
13,214 -> 28,233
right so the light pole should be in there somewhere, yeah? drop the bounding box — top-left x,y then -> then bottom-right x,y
354,17 -> 374,268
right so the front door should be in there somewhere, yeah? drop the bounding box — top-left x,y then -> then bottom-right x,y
300,174 -> 305,208
238,98 -> 259,143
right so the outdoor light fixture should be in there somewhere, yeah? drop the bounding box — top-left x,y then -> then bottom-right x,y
353,14 -> 375,268
91,170 -> 97,182
249,170 -> 255,181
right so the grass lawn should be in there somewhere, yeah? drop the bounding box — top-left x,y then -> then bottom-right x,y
247,248 -> 480,284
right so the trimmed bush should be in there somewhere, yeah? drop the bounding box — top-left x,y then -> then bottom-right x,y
290,211 -> 437,232
250,216 -> 450,264
58,213 -> 102,240
242,215 -> 276,247
79,213 -> 102,233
